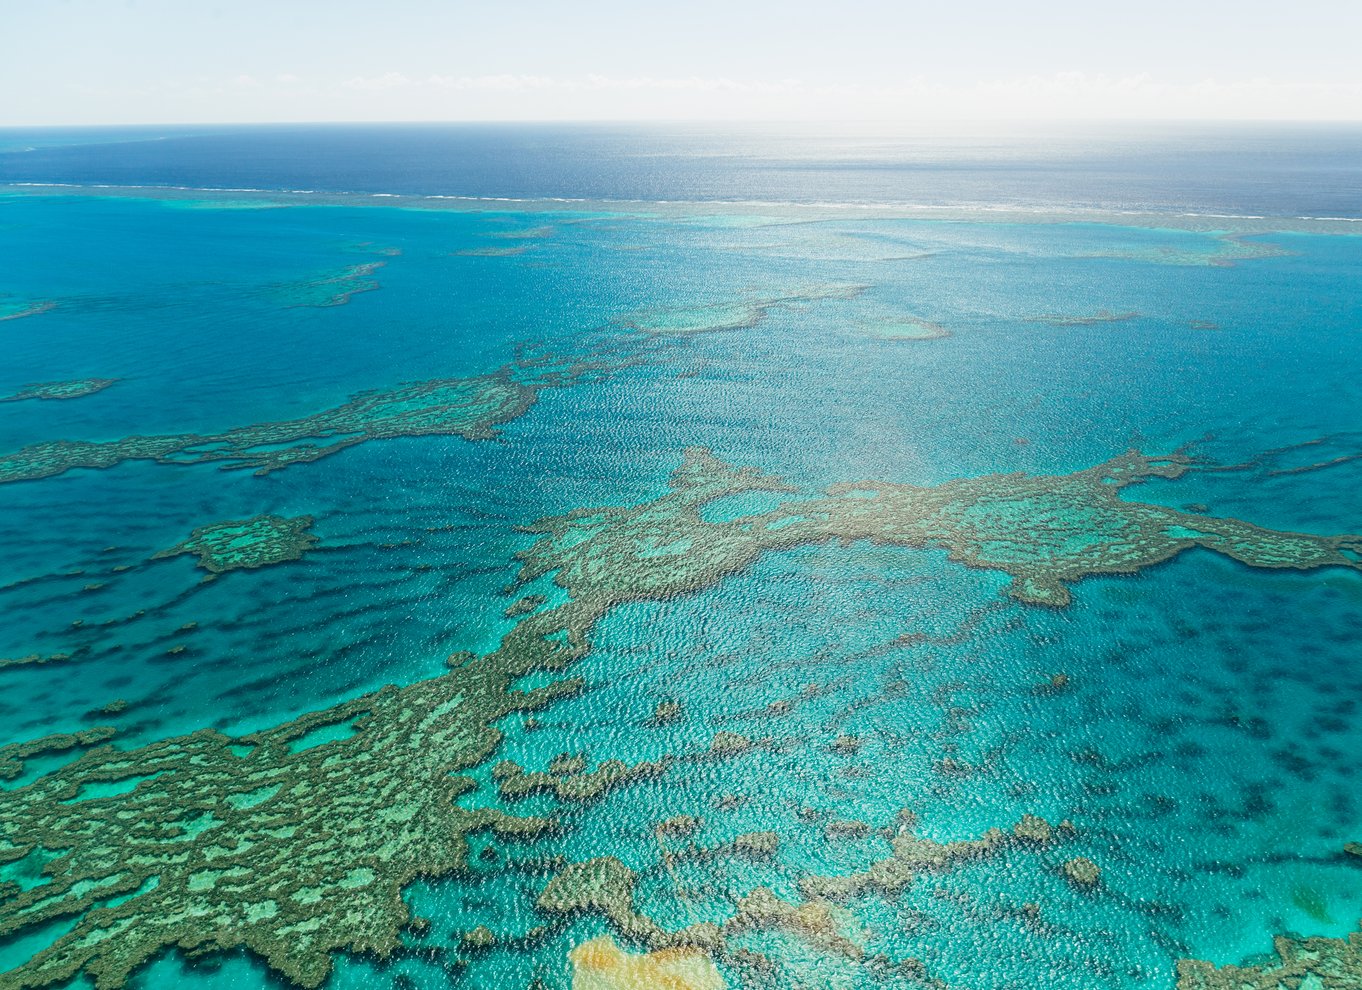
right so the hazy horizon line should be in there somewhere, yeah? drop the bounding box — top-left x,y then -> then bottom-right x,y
6,117 -> 1362,131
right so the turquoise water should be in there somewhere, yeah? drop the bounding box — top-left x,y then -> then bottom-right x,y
0,183 -> 1360,990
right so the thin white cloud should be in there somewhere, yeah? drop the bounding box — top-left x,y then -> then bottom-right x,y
13,70 -> 1362,124
426,74 -> 561,91
342,72 -> 415,92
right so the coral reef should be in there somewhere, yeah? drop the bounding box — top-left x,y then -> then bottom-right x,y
0,379 -> 118,403
505,594 -> 547,618
0,646 -> 580,989
0,653 -> 72,673
494,755 -> 667,803
1014,814 -> 1054,843
1031,310 -> 1140,326
1083,235 -> 1290,267
0,369 -> 544,484
1062,856 -> 1102,889
153,514 -> 319,573
1177,927 -> 1362,989
649,701 -> 683,725
798,817 -> 1021,903
539,811 -> 1054,985
455,246 -> 531,257
0,728 -> 115,782
707,732 -> 752,757
2,444 -> 1355,988
727,887 -> 866,961
489,225 -> 555,240
461,925 -> 496,950
537,857 -> 673,947
861,316 -> 951,340
515,447 -> 1362,611
658,829 -> 779,867
0,297 -> 55,322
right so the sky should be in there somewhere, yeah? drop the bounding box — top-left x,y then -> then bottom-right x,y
4,0 -> 1362,125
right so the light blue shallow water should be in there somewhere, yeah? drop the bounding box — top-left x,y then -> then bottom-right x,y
0,130 -> 1360,990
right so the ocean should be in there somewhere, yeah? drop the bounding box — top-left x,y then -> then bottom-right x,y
0,123 -> 1359,990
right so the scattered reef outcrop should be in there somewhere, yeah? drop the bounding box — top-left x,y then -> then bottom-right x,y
539,811 -> 1057,984
153,514 -> 318,573
1177,926 -> 1362,989
0,379 -> 118,403
2,445 -> 1357,988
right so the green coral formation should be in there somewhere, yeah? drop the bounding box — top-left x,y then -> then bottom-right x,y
0,653 -> 72,673
0,368 -> 543,485
153,514 -> 319,573
0,665 -> 573,988
0,728 -> 116,782
493,754 -> 667,803
1061,856 -> 1102,889
1177,927 -> 1362,988
0,379 -> 118,403
1,445 -> 1356,989
517,447 -> 1362,610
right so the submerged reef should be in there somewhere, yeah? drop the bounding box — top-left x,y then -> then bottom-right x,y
1081,234 -> 1291,267
619,285 -> 867,336
0,653 -> 73,673
454,246 -> 530,257
1177,926 -> 1362,988
454,224 -> 554,256
1,445 -> 1357,988
1031,310 -> 1140,327
0,369 -> 544,485
153,514 -> 318,573
493,753 -> 667,803
488,225 -> 556,240
0,379 -> 118,403
862,316 -> 950,340
517,448 -> 1362,610
0,297 -> 55,322
537,814 -> 1051,983
273,261 -> 384,308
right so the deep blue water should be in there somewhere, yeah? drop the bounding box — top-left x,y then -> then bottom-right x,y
3,122 -> 1362,216
0,127 -> 1360,990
